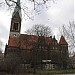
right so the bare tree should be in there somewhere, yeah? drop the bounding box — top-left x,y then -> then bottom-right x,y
4,0 -> 56,9
25,24 -> 52,36
0,52 -> 21,73
61,21 -> 75,54
0,0 -> 57,19
25,24 -> 52,71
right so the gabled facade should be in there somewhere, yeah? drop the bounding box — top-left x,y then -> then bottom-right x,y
5,0 -> 69,70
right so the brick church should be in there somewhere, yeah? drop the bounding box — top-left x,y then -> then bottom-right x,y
5,0 -> 69,69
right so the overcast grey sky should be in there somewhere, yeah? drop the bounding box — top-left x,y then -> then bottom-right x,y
0,0 -> 74,52
21,0 -> 74,39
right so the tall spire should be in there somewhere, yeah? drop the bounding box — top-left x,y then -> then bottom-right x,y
12,0 -> 22,18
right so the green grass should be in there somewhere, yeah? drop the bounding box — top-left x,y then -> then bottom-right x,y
1,69 -> 75,75
36,69 -> 75,74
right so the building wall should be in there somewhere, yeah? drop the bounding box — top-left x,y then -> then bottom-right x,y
5,37 -> 69,70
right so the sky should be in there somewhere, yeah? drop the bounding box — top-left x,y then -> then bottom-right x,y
0,0 -> 74,52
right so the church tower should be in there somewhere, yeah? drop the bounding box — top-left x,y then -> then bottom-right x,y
8,0 -> 22,47
59,35 -> 69,69
10,0 -> 21,38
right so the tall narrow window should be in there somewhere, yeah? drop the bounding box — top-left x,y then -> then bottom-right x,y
13,22 -> 19,31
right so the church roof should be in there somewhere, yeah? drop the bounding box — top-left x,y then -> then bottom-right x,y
46,37 -> 53,45
8,34 -> 54,49
8,37 -> 20,47
19,34 -> 38,49
8,35 -> 68,49
59,36 -> 68,45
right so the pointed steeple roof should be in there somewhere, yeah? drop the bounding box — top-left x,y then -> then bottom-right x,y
12,0 -> 22,18
59,35 -> 68,45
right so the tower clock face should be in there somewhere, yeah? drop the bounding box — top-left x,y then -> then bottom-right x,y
13,34 -> 16,37
10,32 -> 20,37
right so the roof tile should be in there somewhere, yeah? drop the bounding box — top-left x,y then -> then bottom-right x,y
59,36 -> 68,45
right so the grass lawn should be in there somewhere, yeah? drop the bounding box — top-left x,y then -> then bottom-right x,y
36,69 -> 75,74
1,69 -> 75,75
